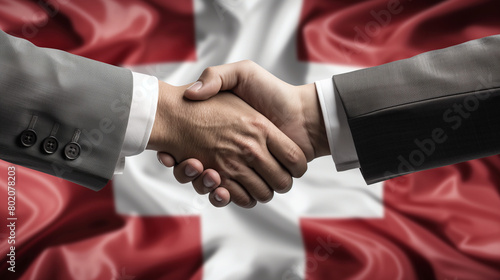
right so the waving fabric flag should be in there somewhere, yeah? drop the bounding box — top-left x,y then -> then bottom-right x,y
1,0 -> 500,279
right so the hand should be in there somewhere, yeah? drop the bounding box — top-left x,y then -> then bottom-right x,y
185,60 -> 330,160
156,154 -> 228,206
166,60 -> 330,206
148,81 -> 308,208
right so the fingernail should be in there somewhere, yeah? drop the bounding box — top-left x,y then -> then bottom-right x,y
187,81 -> 203,91
203,176 -> 215,188
185,165 -> 199,177
214,193 -> 223,202
157,153 -> 165,166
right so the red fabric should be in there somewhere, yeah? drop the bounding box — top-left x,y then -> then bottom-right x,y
0,162 -> 203,280
297,2 -> 500,277
302,157 -> 500,279
299,0 -> 500,66
0,1 -> 202,279
0,0 -> 196,65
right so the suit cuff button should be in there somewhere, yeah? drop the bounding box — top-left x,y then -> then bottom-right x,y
20,130 -> 37,147
64,142 -> 81,160
42,136 -> 59,154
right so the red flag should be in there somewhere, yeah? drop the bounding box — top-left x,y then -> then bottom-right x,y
1,1 -> 499,279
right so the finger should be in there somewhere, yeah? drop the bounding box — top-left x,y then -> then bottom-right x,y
184,61 -> 249,100
233,168 -> 274,204
248,148 -> 294,195
266,126 -> 308,178
192,169 -> 222,195
232,125 -> 294,194
208,187 -> 230,207
157,152 -> 176,167
220,177 -> 257,208
222,157 -> 274,203
172,159 -> 204,184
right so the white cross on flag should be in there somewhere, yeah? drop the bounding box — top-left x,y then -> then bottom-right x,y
1,0 -> 500,279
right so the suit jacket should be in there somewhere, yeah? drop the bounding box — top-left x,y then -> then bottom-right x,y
334,35 -> 500,184
0,30 -> 133,191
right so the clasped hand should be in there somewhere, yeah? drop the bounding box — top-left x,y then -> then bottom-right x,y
148,61 -> 329,208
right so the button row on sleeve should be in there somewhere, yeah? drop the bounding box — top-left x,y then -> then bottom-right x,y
19,118 -> 81,160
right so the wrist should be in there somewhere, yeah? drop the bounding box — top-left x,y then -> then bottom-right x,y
147,81 -> 178,152
298,83 -> 330,158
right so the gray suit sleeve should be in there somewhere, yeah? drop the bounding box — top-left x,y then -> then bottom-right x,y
0,30 -> 133,191
333,35 -> 500,184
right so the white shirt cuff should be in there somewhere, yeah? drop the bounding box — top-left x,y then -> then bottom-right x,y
315,79 -> 359,171
115,72 -> 159,173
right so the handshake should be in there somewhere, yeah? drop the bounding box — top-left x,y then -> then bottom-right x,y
146,60 -> 331,208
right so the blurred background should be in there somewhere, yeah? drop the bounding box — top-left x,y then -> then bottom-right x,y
1,0 -> 500,279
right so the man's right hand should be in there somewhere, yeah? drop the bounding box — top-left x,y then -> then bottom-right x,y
149,81 -> 308,208
185,60 -> 330,161
165,60 -> 332,207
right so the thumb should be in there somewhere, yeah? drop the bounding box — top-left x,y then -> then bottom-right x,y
184,61 -> 246,100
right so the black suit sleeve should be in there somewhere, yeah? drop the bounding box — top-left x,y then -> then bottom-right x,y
333,35 -> 500,184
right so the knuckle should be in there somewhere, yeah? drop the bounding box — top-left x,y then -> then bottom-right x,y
240,141 -> 260,163
274,175 -> 293,193
258,190 -> 274,203
247,118 -> 271,140
232,193 -> 255,208
222,157 -> 241,175
242,114 -> 267,130
286,145 -> 303,165
202,66 -> 217,78
286,146 -> 300,164
241,59 -> 255,68
244,199 -> 257,209
240,139 -> 258,154
254,115 -> 269,128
